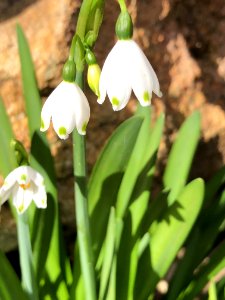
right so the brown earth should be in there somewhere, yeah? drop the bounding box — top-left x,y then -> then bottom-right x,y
0,0 -> 224,251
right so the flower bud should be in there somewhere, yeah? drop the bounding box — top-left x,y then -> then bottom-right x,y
87,64 -> 101,97
86,49 -> 101,97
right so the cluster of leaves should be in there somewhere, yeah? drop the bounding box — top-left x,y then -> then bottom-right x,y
0,26 -> 225,300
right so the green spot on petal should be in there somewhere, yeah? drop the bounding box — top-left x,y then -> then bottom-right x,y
21,174 -> 27,181
82,122 -> 87,133
58,127 -> 67,137
40,118 -> 45,129
18,204 -> 24,213
112,97 -> 120,106
143,91 -> 151,102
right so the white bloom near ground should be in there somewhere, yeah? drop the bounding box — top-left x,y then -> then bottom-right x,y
0,166 -> 47,214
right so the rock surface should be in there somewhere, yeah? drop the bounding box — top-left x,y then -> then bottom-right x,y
0,0 -> 225,250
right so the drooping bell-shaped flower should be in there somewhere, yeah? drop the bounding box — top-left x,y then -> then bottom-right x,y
98,11 -> 162,111
0,166 -> 47,214
40,59 -> 90,139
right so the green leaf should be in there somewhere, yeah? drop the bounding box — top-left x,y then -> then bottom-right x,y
0,250 -> 28,300
99,207 -> 116,300
135,178 -> 204,300
116,106 -> 152,219
88,116 -> 143,262
129,112 -> 164,235
204,166 -> 225,205
116,111 -> 164,300
167,186 -> 225,300
0,98 -> 18,218
180,241 -> 225,300
17,24 -> 71,298
16,25 -> 42,137
0,97 -> 16,176
163,111 -> 201,204
208,281 -> 217,300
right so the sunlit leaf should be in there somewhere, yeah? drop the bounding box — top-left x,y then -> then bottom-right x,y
163,111 -> 201,204
135,178 -> 204,300
88,116 -> 143,262
0,250 -> 28,300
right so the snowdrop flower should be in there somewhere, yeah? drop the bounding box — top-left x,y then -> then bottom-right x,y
98,11 -> 162,111
40,81 -> 90,139
0,166 -> 47,214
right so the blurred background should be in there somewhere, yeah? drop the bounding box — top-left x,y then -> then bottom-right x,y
0,0 -> 224,254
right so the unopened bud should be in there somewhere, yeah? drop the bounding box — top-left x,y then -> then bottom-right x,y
87,64 -> 101,97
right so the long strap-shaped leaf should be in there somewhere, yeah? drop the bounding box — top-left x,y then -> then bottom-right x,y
168,187 -> 225,300
180,240 -> 225,300
116,111 -> 165,300
0,98 -> 16,176
0,97 -> 17,218
134,178 -> 204,300
88,116 -> 143,262
0,250 -> 28,300
163,111 -> 201,205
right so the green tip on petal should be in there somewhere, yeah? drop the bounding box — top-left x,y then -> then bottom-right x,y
18,204 -> 24,213
143,91 -> 151,103
20,174 -> 27,181
40,118 -> 45,130
112,97 -> 120,107
58,127 -> 67,137
82,122 -> 87,133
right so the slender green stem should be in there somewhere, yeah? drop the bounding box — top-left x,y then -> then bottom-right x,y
17,212 -> 39,300
71,0 -> 106,298
76,0 -> 93,40
117,0 -> 127,12
73,68 -> 96,300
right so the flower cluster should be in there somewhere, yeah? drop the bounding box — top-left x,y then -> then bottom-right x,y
40,11 -> 161,139
0,6 -> 162,216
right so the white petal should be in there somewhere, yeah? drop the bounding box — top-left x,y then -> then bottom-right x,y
0,168 -> 19,205
0,166 -> 28,206
128,40 -> 162,97
12,185 -> 33,214
15,166 -> 32,185
40,90 -> 55,132
0,188 -> 12,206
100,40 -> 132,111
33,185 -> 47,208
50,81 -> 79,139
131,68 -> 152,106
25,166 -> 44,186
1,168 -> 18,190
74,87 -> 90,135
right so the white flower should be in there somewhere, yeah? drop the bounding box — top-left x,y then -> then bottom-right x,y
98,39 -> 162,111
40,81 -> 90,139
0,166 -> 47,214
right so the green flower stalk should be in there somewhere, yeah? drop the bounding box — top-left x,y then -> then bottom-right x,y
71,1 -> 105,300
